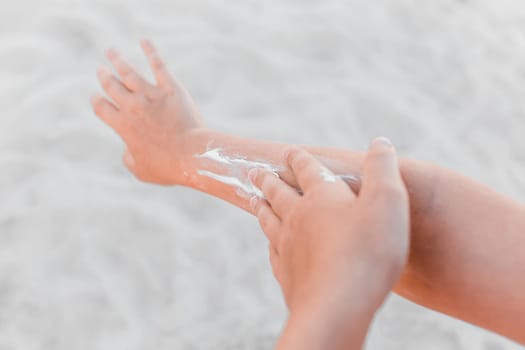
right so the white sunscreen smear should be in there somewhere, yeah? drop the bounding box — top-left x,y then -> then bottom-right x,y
320,167 -> 361,184
195,147 -> 280,198
197,148 -> 281,172
195,146 -> 361,197
320,166 -> 338,183
197,170 -> 263,197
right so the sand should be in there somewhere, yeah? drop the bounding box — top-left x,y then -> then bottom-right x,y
1,0 -> 524,348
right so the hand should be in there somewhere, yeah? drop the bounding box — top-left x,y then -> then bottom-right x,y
249,138 -> 410,349
91,39 -> 205,185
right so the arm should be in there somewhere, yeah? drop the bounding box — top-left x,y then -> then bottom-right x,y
183,130 -> 525,344
92,40 -> 525,344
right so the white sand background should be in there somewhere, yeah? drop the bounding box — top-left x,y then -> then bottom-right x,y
1,0 -> 525,348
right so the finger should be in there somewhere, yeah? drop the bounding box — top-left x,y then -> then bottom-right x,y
91,94 -> 123,133
249,168 -> 299,219
360,137 -> 407,203
268,243 -> 280,283
250,196 -> 281,247
106,48 -> 156,95
285,147 -> 347,193
97,66 -> 133,106
140,39 -> 175,88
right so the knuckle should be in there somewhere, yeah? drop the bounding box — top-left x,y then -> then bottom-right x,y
130,96 -> 147,113
251,169 -> 264,188
283,146 -> 302,164
126,74 -> 144,90
127,76 -> 142,90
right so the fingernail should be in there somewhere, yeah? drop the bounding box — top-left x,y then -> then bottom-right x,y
282,146 -> 299,165
370,136 -> 392,149
249,196 -> 259,211
248,168 -> 258,182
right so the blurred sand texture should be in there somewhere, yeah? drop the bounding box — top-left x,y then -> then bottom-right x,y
1,0 -> 525,349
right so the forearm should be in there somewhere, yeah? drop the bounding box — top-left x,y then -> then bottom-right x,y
181,128 -> 370,212
274,276 -> 383,350
179,128 -> 525,343
395,165 -> 525,343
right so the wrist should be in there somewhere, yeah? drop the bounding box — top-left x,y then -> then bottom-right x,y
277,266 -> 394,350
277,298 -> 376,350
176,127 -> 210,185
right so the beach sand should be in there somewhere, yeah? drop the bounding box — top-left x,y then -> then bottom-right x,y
1,0 -> 525,348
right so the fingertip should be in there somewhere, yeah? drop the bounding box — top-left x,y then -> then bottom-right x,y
105,48 -> 117,59
369,136 -> 394,151
364,136 -> 397,167
90,94 -> 105,107
140,38 -> 153,50
361,136 -> 403,195
90,94 -> 119,126
282,146 -> 302,167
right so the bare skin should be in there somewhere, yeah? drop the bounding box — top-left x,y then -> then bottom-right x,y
249,143 -> 409,349
92,39 -> 525,345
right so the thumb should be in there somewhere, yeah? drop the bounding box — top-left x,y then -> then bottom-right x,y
360,137 -> 406,202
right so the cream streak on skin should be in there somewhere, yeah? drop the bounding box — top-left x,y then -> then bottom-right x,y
320,166 -> 338,183
195,147 -> 279,198
195,147 -> 361,197
320,165 -> 361,184
197,148 -> 282,172
197,170 -> 263,197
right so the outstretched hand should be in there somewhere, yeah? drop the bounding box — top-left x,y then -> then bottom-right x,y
91,39 -> 204,185
249,138 -> 410,349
